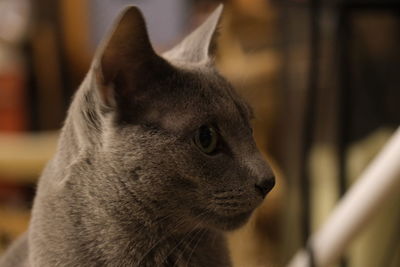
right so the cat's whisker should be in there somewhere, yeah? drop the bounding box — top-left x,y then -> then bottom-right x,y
213,188 -> 245,194
161,210 -> 210,265
213,195 -> 247,201
185,228 -> 209,267
214,200 -> 244,206
135,213 -> 191,265
172,211 -> 212,267
172,228 -> 204,267
211,229 -> 218,246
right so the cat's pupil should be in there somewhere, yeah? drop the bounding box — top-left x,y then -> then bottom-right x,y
199,126 -> 212,147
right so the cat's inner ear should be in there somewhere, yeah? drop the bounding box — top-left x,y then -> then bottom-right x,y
163,4 -> 223,63
94,6 -> 161,106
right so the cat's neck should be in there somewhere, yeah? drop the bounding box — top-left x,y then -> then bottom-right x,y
99,224 -> 229,266
141,230 -> 230,266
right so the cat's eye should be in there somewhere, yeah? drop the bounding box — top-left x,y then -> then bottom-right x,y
194,125 -> 218,155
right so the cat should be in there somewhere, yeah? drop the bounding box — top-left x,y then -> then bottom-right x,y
0,5 -> 275,267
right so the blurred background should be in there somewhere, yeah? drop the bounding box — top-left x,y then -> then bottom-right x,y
0,0 -> 399,266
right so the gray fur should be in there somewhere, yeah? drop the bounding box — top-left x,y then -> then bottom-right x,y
0,5 -> 274,267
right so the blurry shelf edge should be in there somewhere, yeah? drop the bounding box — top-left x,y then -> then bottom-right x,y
0,206 -> 30,253
0,131 -> 58,183
0,207 -> 30,234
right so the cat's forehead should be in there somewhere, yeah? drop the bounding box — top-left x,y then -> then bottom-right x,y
151,65 -> 253,133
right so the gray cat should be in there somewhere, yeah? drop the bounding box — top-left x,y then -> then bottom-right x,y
0,5 -> 275,267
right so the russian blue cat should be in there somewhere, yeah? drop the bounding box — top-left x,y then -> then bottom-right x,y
0,5 -> 275,267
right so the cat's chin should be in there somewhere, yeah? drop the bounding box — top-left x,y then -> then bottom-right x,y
206,210 -> 254,231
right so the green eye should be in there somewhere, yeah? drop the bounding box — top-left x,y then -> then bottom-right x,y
194,125 -> 218,154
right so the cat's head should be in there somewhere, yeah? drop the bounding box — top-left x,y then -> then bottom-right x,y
84,5 -> 275,231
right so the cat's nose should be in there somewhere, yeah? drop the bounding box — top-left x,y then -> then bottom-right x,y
255,176 -> 275,198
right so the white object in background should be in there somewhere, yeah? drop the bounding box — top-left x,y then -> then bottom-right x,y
287,127 -> 400,267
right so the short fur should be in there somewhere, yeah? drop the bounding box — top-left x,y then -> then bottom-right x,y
0,5 -> 274,267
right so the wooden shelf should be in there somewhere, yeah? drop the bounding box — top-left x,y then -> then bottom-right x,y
0,131 -> 58,183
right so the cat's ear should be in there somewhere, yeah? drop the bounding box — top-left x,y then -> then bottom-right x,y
93,6 -> 166,107
164,4 -> 223,63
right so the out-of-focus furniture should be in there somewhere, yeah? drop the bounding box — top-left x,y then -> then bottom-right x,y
0,131 -> 58,253
0,132 -> 58,183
